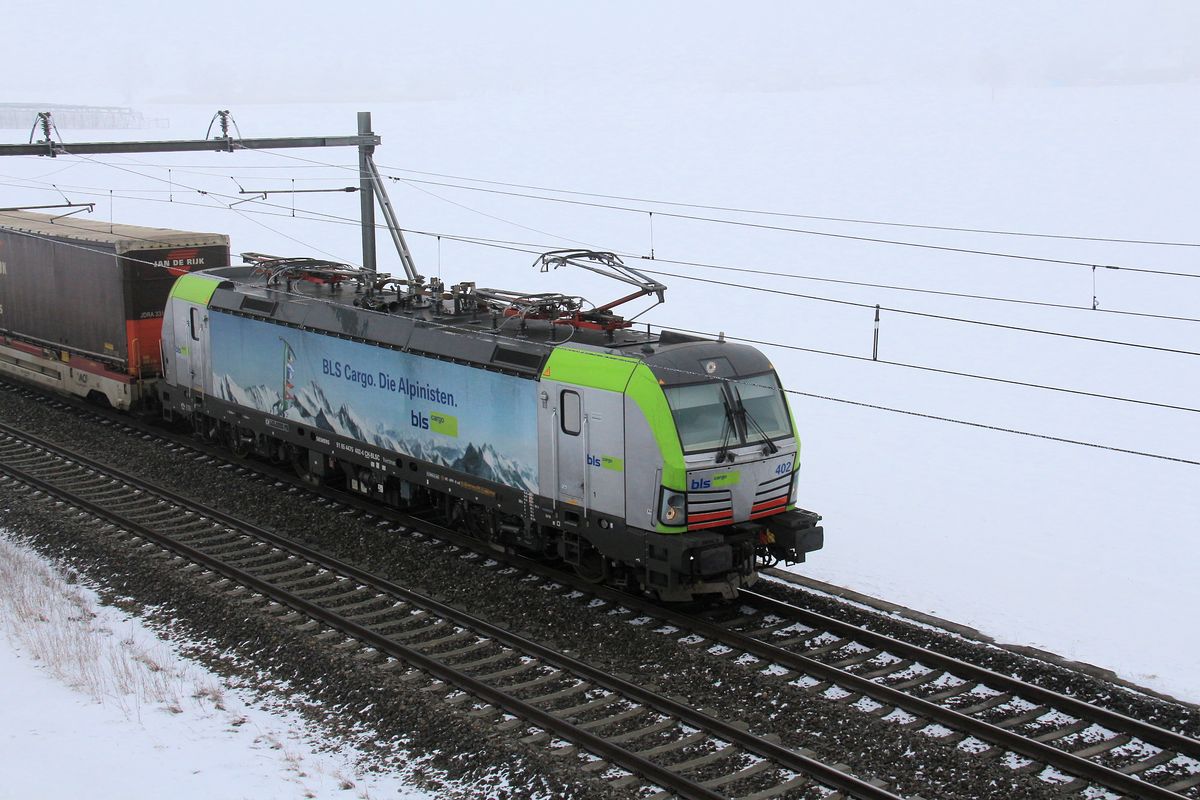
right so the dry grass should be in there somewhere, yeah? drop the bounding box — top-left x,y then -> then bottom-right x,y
0,532 -> 225,720
0,531 -> 399,797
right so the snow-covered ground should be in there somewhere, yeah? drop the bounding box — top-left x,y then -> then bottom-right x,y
0,531 -> 441,800
2,68 -> 1197,703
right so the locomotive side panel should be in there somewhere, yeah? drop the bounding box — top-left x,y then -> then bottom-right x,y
208,311 -> 540,493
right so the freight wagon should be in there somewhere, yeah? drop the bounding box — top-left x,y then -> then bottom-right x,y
0,211 -> 229,409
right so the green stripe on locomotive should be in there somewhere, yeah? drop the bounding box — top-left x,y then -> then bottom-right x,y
168,273 -> 224,305
541,346 -> 688,533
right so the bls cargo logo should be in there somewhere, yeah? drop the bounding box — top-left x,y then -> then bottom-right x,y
412,411 -> 459,437
689,471 -> 740,491
153,248 -> 208,276
586,454 -> 624,472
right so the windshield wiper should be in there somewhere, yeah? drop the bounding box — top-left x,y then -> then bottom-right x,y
732,386 -> 779,455
715,402 -> 736,464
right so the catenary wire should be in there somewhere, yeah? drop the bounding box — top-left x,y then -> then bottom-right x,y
651,324 -> 1200,414
156,147 -> 1197,249
644,256 -> 1200,326
1,221 -> 1195,469
14,170 -> 1198,328
8,157 -> 1200,359
384,174 -> 1200,279
374,164 -> 1200,249
13,154 -> 1200,330
254,149 -> 1200,278
10,149 -> 1197,467
58,152 -> 598,259
640,267 -> 1200,358
72,152 -> 1200,260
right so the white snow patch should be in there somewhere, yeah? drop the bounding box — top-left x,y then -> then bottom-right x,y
883,663 -> 934,682
918,723 -> 954,738
1001,752 -> 1034,770
1038,765 -> 1078,785
956,736 -> 991,754
853,696 -> 884,713
0,532 -> 442,799
1033,709 -> 1079,729
771,621 -> 815,638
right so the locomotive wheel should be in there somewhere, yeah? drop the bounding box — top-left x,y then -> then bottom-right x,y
228,426 -> 252,459
574,546 -> 610,584
290,445 -> 321,487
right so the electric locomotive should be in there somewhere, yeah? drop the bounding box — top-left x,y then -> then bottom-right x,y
158,251 -> 823,601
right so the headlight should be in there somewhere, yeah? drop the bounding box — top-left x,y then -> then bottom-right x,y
659,489 -> 686,526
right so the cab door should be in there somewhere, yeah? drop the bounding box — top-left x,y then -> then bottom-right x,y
556,387 -> 586,507
169,300 -> 208,393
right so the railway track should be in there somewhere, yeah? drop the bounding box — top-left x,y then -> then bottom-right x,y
639,591 -> 1200,799
397,515 -> 1200,798
3,380 -> 1198,798
0,420 -> 904,800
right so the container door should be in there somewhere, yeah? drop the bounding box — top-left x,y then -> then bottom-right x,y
556,388 -> 586,507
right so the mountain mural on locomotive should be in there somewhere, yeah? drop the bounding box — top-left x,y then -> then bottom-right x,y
209,312 -> 540,493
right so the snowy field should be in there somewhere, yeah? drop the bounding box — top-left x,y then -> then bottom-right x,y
1,7 -> 1197,707
0,531 -> 447,800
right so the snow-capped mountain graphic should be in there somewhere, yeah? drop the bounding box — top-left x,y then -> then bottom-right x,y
215,373 -> 537,492
453,442 -> 537,491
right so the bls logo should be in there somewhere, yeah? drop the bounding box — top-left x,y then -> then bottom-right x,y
411,411 -> 429,430
690,478 -> 712,490
587,454 -> 602,467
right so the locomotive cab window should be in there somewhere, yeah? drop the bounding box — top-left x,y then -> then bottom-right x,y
560,390 -> 581,435
664,372 -> 792,454
189,307 -> 200,341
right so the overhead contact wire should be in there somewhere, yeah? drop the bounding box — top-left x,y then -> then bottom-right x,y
8,163 -> 1200,360
373,164 -> 1200,249
2,223 -> 1196,469
642,268 -> 1200,358
655,324 -> 1200,415
379,175 -> 1200,279
8,166 -> 1199,361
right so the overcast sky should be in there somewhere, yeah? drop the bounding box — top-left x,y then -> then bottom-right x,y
6,1 -> 1200,105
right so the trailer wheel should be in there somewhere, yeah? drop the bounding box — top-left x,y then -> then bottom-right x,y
85,390 -> 111,408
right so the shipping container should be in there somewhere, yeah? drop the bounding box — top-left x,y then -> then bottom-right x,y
0,211 -> 229,407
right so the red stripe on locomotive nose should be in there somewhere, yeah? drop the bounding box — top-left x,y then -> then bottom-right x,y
688,519 -> 734,530
752,496 -> 789,513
